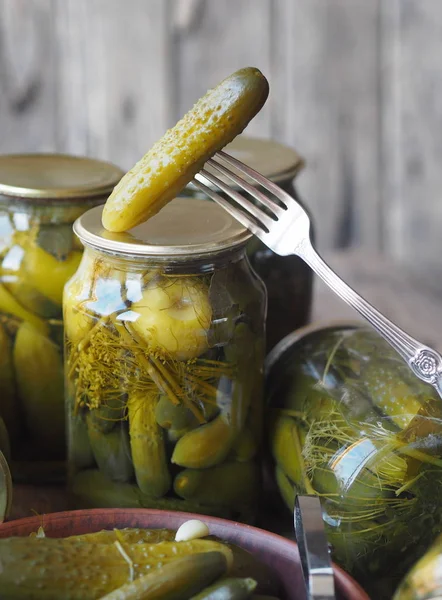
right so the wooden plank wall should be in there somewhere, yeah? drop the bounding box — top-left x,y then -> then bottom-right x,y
0,0 -> 441,271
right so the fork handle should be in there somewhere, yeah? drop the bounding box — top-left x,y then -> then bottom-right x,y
299,239 -> 442,396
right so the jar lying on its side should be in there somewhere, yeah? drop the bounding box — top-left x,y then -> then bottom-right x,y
65,198 -> 266,522
0,154 -> 123,483
184,135 -> 313,351
394,532 -> 442,600
266,323 -> 442,600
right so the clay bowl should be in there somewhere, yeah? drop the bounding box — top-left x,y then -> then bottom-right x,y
0,508 -> 368,600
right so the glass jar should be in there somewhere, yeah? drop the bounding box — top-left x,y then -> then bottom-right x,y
184,135 -> 313,351
65,197 -> 266,522
394,533 -> 442,600
0,154 -> 124,482
266,322 -> 442,599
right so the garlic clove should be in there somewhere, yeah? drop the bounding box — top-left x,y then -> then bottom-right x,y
175,519 -> 210,542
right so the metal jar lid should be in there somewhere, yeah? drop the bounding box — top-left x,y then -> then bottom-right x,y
0,154 -> 124,201
74,197 -> 252,258
224,135 -> 305,183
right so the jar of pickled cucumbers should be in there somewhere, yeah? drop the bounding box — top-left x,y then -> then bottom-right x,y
0,154 -> 124,482
266,322 -> 442,599
394,532 -> 442,600
183,135 -> 312,351
65,197 -> 266,522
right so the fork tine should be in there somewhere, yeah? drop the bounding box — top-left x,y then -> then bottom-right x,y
198,168 -> 275,232
206,157 -> 286,218
216,150 -> 293,206
192,177 -> 265,237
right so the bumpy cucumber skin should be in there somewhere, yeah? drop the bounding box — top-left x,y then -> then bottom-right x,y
102,67 -> 269,232
0,538 -> 232,599
189,577 -> 257,600
66,527 -> 176,545
100,551 -> 228,600
128,392 -> 171,498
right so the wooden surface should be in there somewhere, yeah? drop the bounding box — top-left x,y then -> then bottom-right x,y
8,250 -> 442,521
313,250 -> 442,351
1,0 -> 442,266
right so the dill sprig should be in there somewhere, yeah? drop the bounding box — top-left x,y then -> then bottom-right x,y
67,314 -> 234,423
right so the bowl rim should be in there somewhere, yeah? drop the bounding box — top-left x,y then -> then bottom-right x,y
0,508 -> 369,600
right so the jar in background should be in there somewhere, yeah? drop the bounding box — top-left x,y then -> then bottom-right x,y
184,135 -> 313,351
65,198 -> 266,522
0,154 -> 123,482
266,322 -> 442,599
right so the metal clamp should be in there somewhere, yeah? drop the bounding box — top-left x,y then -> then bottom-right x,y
294,495 -> 336,600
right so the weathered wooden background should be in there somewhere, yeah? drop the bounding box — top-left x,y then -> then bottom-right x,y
0,0 -> 441,274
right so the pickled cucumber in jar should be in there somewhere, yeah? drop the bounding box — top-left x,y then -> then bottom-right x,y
0,154 -> 123,482
266,323 -> 442,599
394,532 -> 442,600
65,198 -> 266,521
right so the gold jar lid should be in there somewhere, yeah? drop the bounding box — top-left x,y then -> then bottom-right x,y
74,197 -> 252,257
223,136 -> 305,183
0,154 -> 124,201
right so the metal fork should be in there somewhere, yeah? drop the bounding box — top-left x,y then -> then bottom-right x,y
193,150 -> 442,399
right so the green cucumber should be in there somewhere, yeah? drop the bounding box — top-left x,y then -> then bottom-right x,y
128,391 -> 171,498
190,577 -> 257,600
100,551 -> 229,600
0,538 -> 232,599
102,67 -> 269,232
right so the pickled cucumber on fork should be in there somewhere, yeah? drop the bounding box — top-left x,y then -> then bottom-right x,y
102,67 -> 269,232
